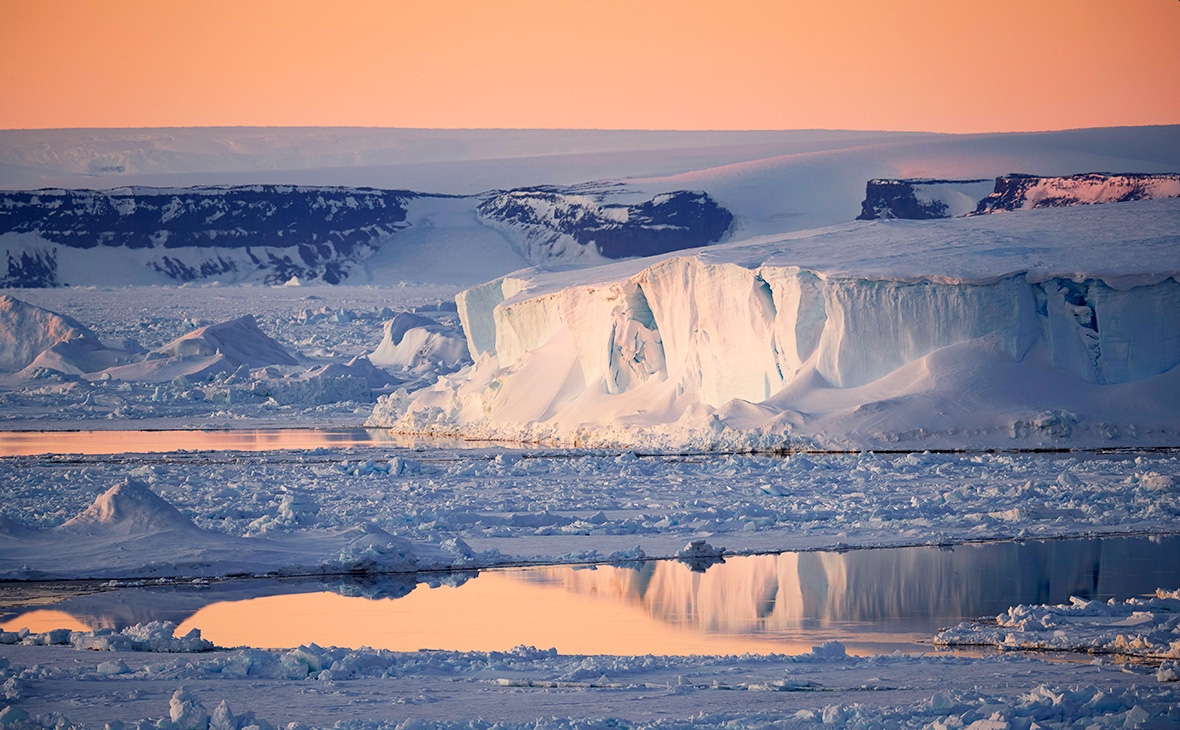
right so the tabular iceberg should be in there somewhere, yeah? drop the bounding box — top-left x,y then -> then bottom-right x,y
370,198 -> 1180,450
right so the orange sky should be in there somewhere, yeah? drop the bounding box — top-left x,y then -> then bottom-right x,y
1,0 -> 1178,133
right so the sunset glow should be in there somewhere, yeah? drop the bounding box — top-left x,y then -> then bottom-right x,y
2,0 -> 1177,132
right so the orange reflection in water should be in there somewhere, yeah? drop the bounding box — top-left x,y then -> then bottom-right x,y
175,571 -> 816,656
0,429 -> 474,457
0,610 -> 90,633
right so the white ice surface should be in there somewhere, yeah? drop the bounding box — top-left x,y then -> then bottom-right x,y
372,199 -> 1180,451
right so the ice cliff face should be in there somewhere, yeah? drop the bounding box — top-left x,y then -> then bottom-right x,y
476,188 -> 734,264
859,173 -> 1180,220
975,172 -> 1180,213
857,179 -> 994,220
373,200 -> 1180,450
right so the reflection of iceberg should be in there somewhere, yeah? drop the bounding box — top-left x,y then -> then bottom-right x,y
522,537 -> 1180,635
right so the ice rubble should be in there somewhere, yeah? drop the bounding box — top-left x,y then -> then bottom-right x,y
0,294 -> 483,423
936,588 -> 1180,658
1,640 -> 1179,728
0,474 -> 501,580
0,622 -> 212,653
372,199 -> 1180,450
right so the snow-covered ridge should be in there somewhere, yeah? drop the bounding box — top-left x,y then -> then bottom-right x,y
373,199 -> 1180,450
476,187 -> 733,264
859,172 -> 1180,221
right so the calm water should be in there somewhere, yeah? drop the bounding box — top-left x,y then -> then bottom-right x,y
0,428 -> 510,457
4,535 -> 1178,656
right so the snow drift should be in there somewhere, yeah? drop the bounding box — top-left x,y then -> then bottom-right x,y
370,199 -> 1180,450
154,315 -> 298,367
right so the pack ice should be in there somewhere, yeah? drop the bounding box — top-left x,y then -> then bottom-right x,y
371,198 -> 1180,450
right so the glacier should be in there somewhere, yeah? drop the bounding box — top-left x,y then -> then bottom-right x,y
371,198 -> 1180,450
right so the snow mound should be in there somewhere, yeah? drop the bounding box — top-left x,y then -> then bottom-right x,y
330,525 -> 419,574
0,295 -> 100,371
154,315 -> 298,367
20,337 -> 139,376
368,315 -> 470,372
58,478 -> 201,536
90,352 -> 234,383
370,200 -> 1180,450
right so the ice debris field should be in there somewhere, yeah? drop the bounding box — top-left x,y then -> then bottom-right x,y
1,126 -> 1179,727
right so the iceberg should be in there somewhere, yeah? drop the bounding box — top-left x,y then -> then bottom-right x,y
371,199 -> 1180,450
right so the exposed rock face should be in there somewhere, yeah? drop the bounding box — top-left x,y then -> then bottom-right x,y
974,172 -> 1180,213
477,188 -> 734,263
0,185 -> 415,286
857,178 -> 992,220
1,184 -> 736,287
859,173 -> 1180,220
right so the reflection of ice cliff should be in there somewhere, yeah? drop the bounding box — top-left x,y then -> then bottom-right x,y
523,538 -> 1180,633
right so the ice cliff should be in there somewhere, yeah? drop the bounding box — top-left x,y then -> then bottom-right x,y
477,187 -> 733,264
0,186 -> 416,286
859,172 -> 1180,220
371,199 -> 1180,450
